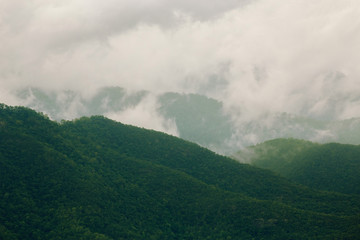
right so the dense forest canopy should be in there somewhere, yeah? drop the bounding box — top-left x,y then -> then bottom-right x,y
1,104 -> 360,239
233,138 -> 360,195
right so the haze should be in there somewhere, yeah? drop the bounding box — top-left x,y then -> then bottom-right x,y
1,0 -> 360,131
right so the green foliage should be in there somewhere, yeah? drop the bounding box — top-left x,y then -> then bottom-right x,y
235,138 -> 360,195
233,138 -> 317,171
1,104 -> 360,239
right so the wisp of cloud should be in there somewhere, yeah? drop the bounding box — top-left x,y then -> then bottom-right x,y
1,0 -> 360,134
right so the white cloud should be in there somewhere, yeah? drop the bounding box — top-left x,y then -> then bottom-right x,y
105,94 -> 179,136
1,0 -> 360,124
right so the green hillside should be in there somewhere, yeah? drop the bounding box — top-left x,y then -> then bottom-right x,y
16,87 -> 360,154
232,139 -> 317,171
234,138 -> 360,195
1,104 -> 360,239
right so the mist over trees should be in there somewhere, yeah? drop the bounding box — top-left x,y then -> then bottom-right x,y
1,104 -> 360,239
12,87 -> 360,154
233,138 -> 360,195
1,1 -> 360,238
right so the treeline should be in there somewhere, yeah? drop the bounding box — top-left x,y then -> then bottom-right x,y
1,104 -> 360,239
234,138 -> 360,195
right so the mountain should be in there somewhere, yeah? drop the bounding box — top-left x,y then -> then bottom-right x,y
1,104 -> 360,239
16,87 -> 147,120
14,87 -> 360,154
158,92 -> 233,152
16,87 -> 235,153
233,138 -> 360,195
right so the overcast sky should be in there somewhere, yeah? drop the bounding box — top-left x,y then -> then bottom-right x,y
1,0 -> 360,122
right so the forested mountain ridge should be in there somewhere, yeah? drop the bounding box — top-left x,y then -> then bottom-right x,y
16,87 -> 360,154
1,104 -> 360,239
233,138 -> 360,195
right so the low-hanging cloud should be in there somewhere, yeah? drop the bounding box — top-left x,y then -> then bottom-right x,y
1,0 -> 360,127
105,94 -> 179,136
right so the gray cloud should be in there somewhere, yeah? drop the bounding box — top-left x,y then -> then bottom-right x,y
0,0 -> 249,91
105,94 -> 179,136
1,0 -> 360,129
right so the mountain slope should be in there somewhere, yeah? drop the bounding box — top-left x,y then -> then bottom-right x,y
233,138 -> 360,195
158,92 -> 233,151
60,115 -> 360,216
15,87 -> 360,154
232,139 -> 317,171
1,104 -> 360,239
